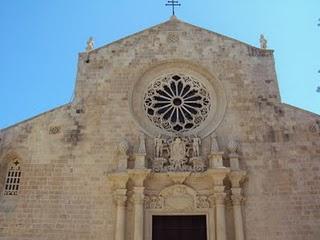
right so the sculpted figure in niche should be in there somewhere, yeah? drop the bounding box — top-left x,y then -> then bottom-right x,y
192,136 -> 201,157
169,137 -> 187,169
154,135 -> 164,158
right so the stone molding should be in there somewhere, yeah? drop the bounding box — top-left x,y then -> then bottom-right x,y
144,184 -> 211,211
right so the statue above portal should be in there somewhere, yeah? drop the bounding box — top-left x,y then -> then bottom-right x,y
152,136 -> 205,172
154,135 -> 164,158
169,137 -> 187,170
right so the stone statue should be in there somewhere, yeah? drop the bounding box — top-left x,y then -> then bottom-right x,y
192,136 -> 201,157
210,133 -> 219,153
138,132 -> 146,155
260,34 -> 267,49
169,137 -> 186,169
86,37 -> 94,52
154,135 -> 163,158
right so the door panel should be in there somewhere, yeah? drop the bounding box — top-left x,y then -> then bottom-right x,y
152,215 -> 207,240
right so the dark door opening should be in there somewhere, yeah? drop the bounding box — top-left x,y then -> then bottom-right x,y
152,215 -> 207,240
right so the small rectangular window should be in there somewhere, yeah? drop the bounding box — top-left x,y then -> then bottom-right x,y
4,163 -> 21,196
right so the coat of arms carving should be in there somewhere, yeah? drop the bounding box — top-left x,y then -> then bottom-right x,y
152,136 -> 205,172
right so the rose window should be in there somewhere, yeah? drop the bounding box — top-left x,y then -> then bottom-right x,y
143,73 -> 212,133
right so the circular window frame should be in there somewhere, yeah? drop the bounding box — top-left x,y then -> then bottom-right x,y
129,61 -> 227,138
143,73 -> 213,134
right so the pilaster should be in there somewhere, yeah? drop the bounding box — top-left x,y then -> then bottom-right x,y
207,168 -> 229,240
229,170 -> 247,240
108,172 -> 129,240
129,169 -> 150,240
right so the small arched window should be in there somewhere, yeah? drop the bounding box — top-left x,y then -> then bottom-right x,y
3,160 -> 21,196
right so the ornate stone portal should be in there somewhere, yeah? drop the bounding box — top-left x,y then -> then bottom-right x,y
108,133 -> 247,240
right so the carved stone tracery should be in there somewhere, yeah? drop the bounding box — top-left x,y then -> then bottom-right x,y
144,73 -> 212,134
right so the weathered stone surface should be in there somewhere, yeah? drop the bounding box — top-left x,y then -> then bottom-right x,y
0,17 -> 319,240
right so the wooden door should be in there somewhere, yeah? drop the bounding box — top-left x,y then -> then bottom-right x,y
152,215 -> 207,240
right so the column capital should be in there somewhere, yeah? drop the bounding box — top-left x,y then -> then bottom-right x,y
107,171 -> 129,189
229,170 -> 247,188
128,169 -> 151,187
206,168 -> 230,186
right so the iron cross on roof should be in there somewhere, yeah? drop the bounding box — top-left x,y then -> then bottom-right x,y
166,0 -> 181,16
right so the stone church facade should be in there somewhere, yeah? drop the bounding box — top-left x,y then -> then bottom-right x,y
0,17 -> 320,240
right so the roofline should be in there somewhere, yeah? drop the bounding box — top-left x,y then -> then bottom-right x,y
79,17 -> 274,56
281,103 -> 320,118
180,20 -> 274,52
80,18 -> 171,55
0,103 -> 70,132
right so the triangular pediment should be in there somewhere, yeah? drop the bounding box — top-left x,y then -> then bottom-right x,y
87,17 -> 263,54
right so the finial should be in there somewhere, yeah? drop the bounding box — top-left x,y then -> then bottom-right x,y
227,139 -> 239,154
166,0 -> 181,16
86,37 -> 94,52
259,34 -> 267,49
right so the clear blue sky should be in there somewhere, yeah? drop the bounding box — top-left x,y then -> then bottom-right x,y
0,0 -> 319,129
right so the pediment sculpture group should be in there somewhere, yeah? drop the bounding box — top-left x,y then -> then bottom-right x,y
153,135 -> 205,172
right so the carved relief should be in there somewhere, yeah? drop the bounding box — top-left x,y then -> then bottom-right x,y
152,136 -> 205,172
49,126 -> 61,135
145,184 -> 210,211
144,195 -> 164,209
162,185 -> 194,210
167,32 -> 179,43
196,195 -> 210,209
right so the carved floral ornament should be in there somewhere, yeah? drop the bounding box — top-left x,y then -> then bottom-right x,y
144,184 -> 210,210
